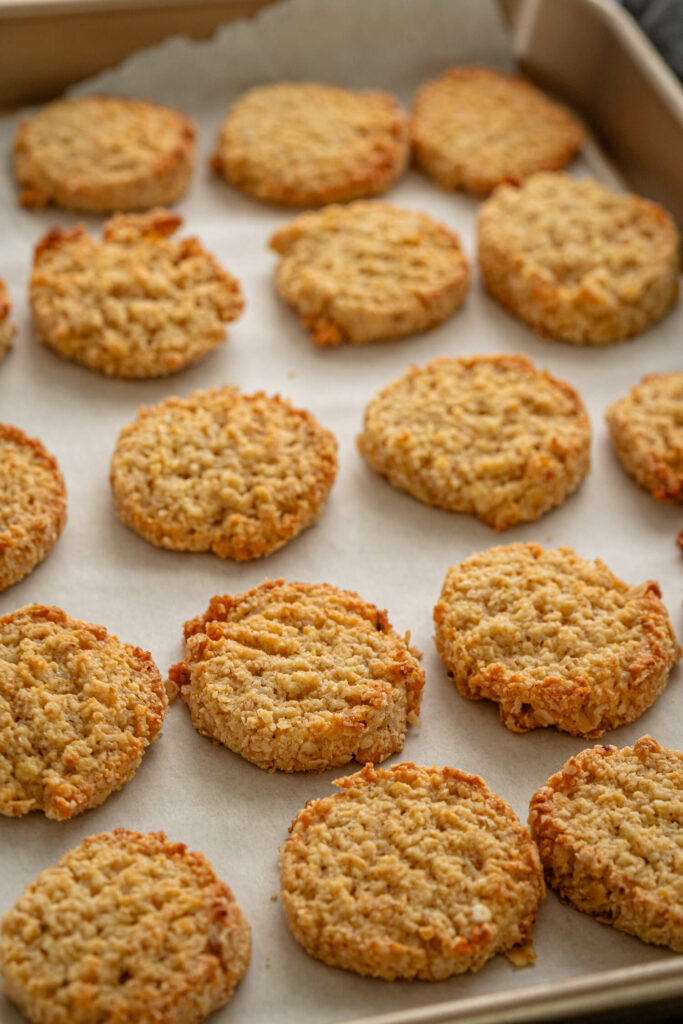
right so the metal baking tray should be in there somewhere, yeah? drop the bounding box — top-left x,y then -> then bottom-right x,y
0,3 -> 681,1024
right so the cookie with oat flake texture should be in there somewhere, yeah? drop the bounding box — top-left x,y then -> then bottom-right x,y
212,82 -> 408,206
0,828 -> 251,1024
411,66 -> 585,196
169,579 -> 424,772
14,95 -> 196,212
529,736 -> 683,952
478,173 -> 680,344
31,210 -> 244,379
606,372 -> 683,503
270,201 -> 469,346
433,543 -> 681,737
0,604 -> 169,819
0,278 -> 15,364
0,423 -> 66,592
357,354 -> 590,530
280,762 -> 545,979
110,387 -> 338,561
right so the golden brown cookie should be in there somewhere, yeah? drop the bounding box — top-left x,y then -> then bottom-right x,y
0,604 -> 170,820
31,210 -> 243,379
529,736 -> 683,952
280,762 -> 544,979
357,354 -> 590,530
0,828 -> 251,1023
411,66 -> 584,196
212,82 -> 408,206
478,173 -> 680,344
434,543 -> 681,737
0,279 -> 15,363
14,95 -> 196,213
110,387 -> 338,561
606,372 -> 683,502
169,579 -> 424,772
0,424 -> 66,592
270,201 -> 469,346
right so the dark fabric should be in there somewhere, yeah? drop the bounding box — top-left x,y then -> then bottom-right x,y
621,0 -> 683,79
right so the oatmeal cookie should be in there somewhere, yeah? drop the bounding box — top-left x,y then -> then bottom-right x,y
270,201 -> 469,346
606,372 -> 683,502
0,279 -> 15,363
212,82 -> 408,207
169,579 -> 424,772
411,66 -> 585,196
529,736 -> 683,951
0,828 -> 251,1023
280,762 -> 544,979
0,424 -> 66,592
434,543 -> 681,737
0,604 -> 169,820
478,173 -> 680,344
357,354 -> 590,530
31,210 -> 243,378
14,95 -> 196,212
110,387 -> 338,561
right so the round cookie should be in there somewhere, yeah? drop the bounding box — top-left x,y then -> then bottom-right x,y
0,828 -> 251,1024
434,543 -> 681,737
357,354 -> 590,530
606,372 -> 683,502
0,424 -> 66,592
31,210 -> 244,379
280,762 -> 545,979
478,173 -> 680,344
212,82 -> 408,207
411,66 -> 585,196
0,279 -> 15,364
529,736 -> 683,952
270,201 -> 469,347
14,95 -> 196,212
110,387 -> 338,561
169,579 -> 424,772
0,604 -> 170,819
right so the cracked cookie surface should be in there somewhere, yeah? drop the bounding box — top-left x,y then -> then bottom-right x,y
280,762 -> 544,979
271,201 -> 469,346
0,828 -> 251,1023
529,736 -> 683,951
434,543 -> 681,737
170,579 -> 424,772
31,210 -> 243,378
14,95 -> 195,212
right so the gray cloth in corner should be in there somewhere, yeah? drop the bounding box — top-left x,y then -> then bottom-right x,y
621,0 -> 683,79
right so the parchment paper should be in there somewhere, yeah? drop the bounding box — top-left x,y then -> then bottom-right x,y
0,1 -> 681,1022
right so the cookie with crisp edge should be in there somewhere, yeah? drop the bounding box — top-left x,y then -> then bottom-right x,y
14,95 -> 196,213
529,736 -> 683,952
411,66 -> 585,196
434,543 -> 681,737
270,201 -> 469,346
31,210 -> 244,379
280,762 -> 545,979
478,173 -> 680,344
0,604 -> 171,819
0,423 -> 66,592
169,579 -> 424,772
357,354 -> 590,530
110,387 -> 338,561
0,279 -> 15,364
0,828 -> 251,1023
606,372 -> 683,502
212,82 -> 408,207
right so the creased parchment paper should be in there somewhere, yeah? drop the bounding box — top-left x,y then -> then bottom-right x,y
0,1 -> 680,1022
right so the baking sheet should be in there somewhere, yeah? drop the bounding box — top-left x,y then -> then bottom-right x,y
0,1 -> 681,1021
